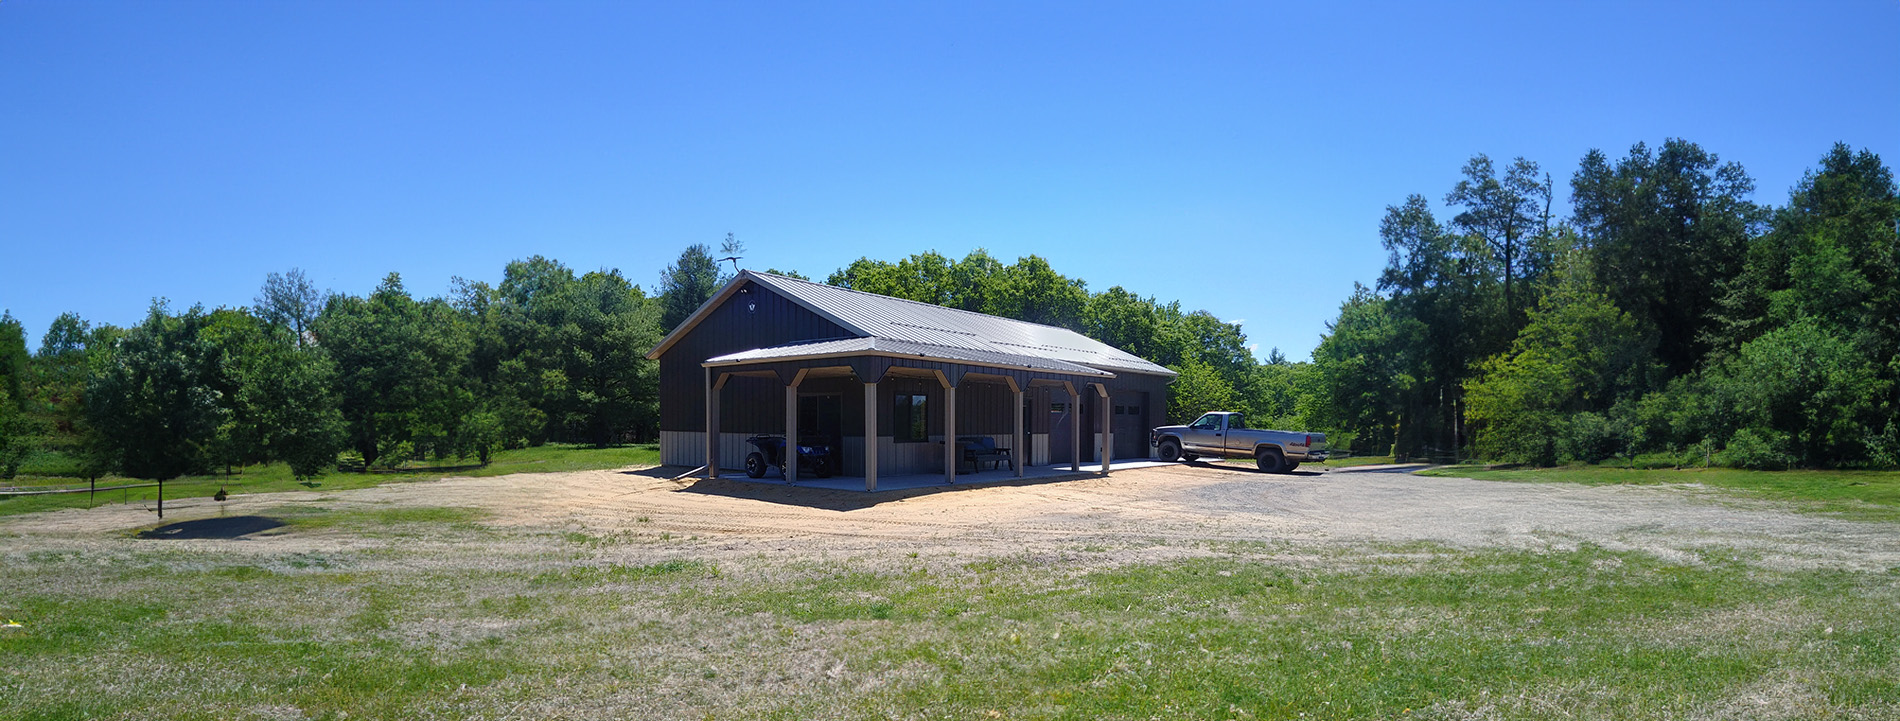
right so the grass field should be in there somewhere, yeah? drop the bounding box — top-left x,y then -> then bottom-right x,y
2,505 -> 1894,719
1418,465 -> 1900,523
0,443 -> 659,518
6,455 -> 1899,718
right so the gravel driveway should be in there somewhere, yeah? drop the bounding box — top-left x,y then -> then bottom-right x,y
8,463 -> 1895,572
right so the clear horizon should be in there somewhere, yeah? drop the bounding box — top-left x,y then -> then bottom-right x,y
4,1 -> 1896,360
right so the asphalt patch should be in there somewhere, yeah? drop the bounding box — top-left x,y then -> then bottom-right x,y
136,515 -> 287,540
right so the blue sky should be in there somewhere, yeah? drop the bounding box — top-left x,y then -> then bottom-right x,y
3,1 -> 1896,360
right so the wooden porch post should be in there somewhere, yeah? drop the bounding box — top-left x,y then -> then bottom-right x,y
784,369 -> 806,483
943,383 -> 958,484
704,367 -> 719,479
864,380 -> 878,491
1010,378 -> 1025,478
1098,383 -> 1112,475
1064,381 -> 1079,472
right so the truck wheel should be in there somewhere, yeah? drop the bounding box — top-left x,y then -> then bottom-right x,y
744,453 -> 767,478
1156,439 -> 1181,462
812,458 -> 832,478
1255,448 -> 1288,474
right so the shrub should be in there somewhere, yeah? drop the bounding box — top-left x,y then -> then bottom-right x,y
1558,412 -> 1623,464
374,440 -> 415,470
1720,428 -> 1793,470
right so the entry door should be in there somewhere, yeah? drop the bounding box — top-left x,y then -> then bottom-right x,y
1078,393 -> 1097,462
1113,392 -> 1149,459
1049,389 -> 1074,464
798,394 -> 843,447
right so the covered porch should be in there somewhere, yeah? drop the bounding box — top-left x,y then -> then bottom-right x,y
697,338 -> 1127,491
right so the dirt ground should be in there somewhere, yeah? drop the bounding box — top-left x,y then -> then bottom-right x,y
8,463 -> 1897,572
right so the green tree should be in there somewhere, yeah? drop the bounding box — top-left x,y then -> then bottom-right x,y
1446,155 -> 1554,323
0,386 -> 28,478
0,313 -> 32,476
1706,319 -> 1886,468
1715,144 -> 1898,362
200,308 -> 272,472
1464,256 -> 1650,465
225,316 -> 346,480
36,319 -> 125,480
254,268 -> 324,347
986,255 -> 1088,330
659,243 -> 728,331
87,303 -> 228,480
314,274 -> 474,469
0,312 -> 26,413
1309,285 -> 1417,455
1571,139 -> 1764,376
1084,286 -> 1162,360
1700,144 -> 1898,467
827,250 -> 1004,312
1167,360 -> 1238,423
1246,358 -> 1314,431
481,257 -> 662,446
1374,194 -> 1497,457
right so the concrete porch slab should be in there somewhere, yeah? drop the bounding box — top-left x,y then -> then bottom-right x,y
718,459 -> 1177,492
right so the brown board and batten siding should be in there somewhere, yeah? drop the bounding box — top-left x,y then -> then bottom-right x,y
658,279 -> 851,434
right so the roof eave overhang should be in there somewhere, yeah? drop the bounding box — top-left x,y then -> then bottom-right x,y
702,349 -> 1115,379
1097,365 -> 1178,378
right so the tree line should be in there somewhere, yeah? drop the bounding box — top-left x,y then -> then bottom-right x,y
1,140 -> 1892,480
1311,141 -> 1898,469
0,257 -> 672,481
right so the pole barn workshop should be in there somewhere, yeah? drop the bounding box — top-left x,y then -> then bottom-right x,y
646,271 -> 1176,490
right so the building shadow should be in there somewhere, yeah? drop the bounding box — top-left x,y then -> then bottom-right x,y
680,474 -> 1123,511
135,515 -> 287,540
627,463 -> 1328,511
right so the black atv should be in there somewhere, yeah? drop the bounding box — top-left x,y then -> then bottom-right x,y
743,435 -> 833,479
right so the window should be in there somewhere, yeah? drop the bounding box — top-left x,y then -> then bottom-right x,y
1050,402 -> 1067,413
1128,406 -> 1140,417
894,394 -> 929,443
1189,414 -> 1221,431
1115,405 -> 1126,415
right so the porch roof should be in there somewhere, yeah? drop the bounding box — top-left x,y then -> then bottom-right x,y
702,336 -> 1113,378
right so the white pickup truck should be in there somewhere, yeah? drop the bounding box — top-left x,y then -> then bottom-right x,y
1150,411 -> 1327,473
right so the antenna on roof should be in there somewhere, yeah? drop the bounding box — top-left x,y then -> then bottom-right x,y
717,233 -> 746,275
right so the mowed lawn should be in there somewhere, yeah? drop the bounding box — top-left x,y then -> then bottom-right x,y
3,496 -> 1897,719
0,444 -> 660,518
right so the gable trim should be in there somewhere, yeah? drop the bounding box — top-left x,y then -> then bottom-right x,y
644,271 -> 870,360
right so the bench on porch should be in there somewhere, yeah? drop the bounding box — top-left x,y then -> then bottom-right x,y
956,436 -> 1014,474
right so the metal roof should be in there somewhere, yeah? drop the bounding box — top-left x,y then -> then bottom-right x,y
741,272 -> 1176,377
702,337 -> 1115,376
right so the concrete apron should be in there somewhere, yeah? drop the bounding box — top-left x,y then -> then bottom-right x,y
718,460 -> 1177,493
